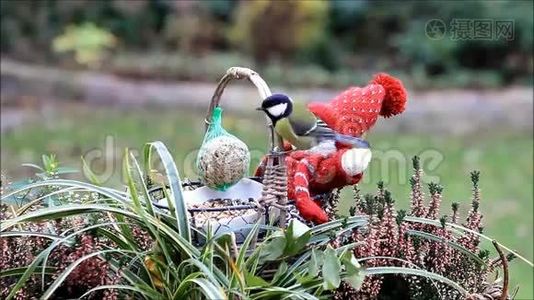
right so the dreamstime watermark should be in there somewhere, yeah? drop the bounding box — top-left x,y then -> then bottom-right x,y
425,18 -> 514,41
81,136 -> 444,186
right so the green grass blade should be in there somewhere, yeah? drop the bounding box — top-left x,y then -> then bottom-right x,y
81,156 -> 102,185
145,141 -> 191,242
406,229 -> 487,267
3,221 -> 130,300
250,287 -> 319,300
178,258 -> 229,288
356,256 -> 444,298
123,148 -> 142,212
404,216 -> 533,267
95,227 -> 133,249
16,186 -> 79,215
21,163 -> 44,172
126,150 -> 181,272
126,149 -> 189,270
0,266 -> 56,277
1,204 -> 199,257
0,231 -> 62,241
309,216 -> 368,236
78,284 -> 156,299
364,266 -> 468,295
1,179 -> 128,206
1,204 -> 136,231
188,277 -> 227,300
107,258 -> 157,296
129,151 -> 155,217
42,249 -> 138,299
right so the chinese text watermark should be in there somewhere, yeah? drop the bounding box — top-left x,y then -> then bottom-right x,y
425,18 -> 514,41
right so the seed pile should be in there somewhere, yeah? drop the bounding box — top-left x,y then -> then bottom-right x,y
188,198 -> 256,227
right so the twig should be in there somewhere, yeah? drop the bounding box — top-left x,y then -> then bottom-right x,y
492,240 -> 509,300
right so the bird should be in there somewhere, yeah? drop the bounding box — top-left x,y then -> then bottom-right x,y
257,93 -> 370,150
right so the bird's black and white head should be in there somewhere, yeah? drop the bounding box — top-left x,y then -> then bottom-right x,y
258,93 -> 293,124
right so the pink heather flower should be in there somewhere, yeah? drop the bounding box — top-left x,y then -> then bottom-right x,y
378,202 -> 398,258
409,158 -> 427,218
426,183 -> 443,220
353,222 -> 383,298
132,225 -> 154,251
459,172 -> 483,252
427,224 -> 453,274
397,222 -> 416,265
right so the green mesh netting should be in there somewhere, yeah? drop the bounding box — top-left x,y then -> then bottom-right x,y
196,107 -> 250,191
200,107 -> 230,143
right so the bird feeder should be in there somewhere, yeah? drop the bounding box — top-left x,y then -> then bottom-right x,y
154,67 -> 294,244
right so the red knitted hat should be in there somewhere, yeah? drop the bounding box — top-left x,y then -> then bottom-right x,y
308,73 -> 407,137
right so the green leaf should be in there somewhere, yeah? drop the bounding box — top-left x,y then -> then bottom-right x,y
284,219 -> 311,256
263,234 -> 286,261
288,219 -> 311,237
123,149 -> 142,212
21,163 -> 44,172
244,270 -> 270,287
0,203 -> 200,258
322,245 -> 341,290
144,141 -> 191,242
78,285 -> 157,299
81,156 -> 102,185
272,261 -> 288,283
344,273 -> 365,291
341,250 -> 361,275
55,167 -> 79,175
308,248 -> 323,278
188,278 -> 227,299
128,152 -> 155,217
341,250 -> 364,290
0,231 -> 74,246
294,272 -> 316,286
177,258 -> 229,288
1,266 -> 56,277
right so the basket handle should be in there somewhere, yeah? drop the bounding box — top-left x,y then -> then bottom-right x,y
205,67 -> 283,150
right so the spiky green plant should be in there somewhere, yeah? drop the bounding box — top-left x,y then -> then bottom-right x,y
1,142 -> 370,299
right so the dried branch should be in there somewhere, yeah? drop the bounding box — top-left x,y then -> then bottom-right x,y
492,240 -> 509,300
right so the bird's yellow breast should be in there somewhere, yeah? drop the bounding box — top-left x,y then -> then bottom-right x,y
275,119 -> 313,149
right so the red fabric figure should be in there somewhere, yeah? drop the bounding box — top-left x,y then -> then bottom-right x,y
308,73 -> 407,136
256,73 -> 407,224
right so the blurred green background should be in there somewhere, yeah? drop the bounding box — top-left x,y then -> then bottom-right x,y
1,0 -> 532,298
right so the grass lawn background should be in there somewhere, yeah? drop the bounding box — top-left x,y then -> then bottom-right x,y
1,105 -> 532,298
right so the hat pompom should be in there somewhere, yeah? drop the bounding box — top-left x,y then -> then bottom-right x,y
371,73 -> 407,118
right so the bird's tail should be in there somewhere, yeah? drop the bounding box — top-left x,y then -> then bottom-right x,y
334,133 -> 370,149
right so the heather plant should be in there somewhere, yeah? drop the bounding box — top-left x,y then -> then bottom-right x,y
331,156 -> 530,300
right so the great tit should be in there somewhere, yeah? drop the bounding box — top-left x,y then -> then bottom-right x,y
257,93 -> 370,150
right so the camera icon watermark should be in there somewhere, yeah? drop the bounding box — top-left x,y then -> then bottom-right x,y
425,19 -> 447,40
425,18 -> 514,41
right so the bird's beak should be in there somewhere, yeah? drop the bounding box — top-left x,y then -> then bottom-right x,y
256,107 -> 264,111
